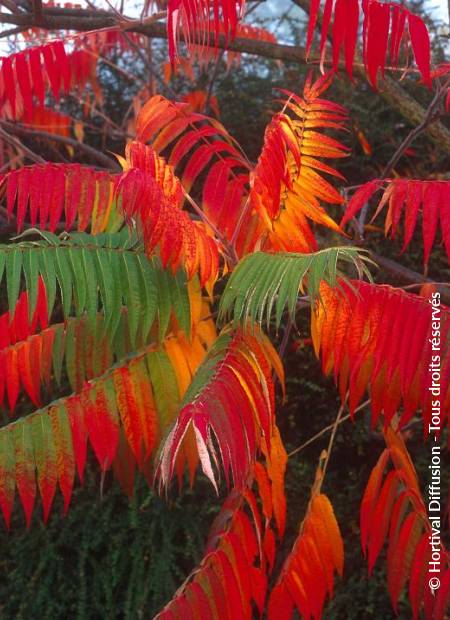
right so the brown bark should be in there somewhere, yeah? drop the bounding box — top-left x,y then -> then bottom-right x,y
371,252 -> 450,305
1,5 -> 449,156
0,121 -> 121,170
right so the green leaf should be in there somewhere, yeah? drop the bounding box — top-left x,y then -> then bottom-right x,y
0,234 -> 189,351
94,248 -> 115,333
80,247 -> 98,328
121,252 -> 141,348
0,253 -> 5,288
65,319 -> 84,392
22,250 -> 39,321
68,247 -> 87,316
171,269 -> 191,336
51,324 -> 66,386
155,267 -> 172,342
136,254 -> 158,343
145,350 -> 180,430
54,247 -> 73,317
5,248 -> 23,320
38,247 -> 57,318
219,247 -> 374,331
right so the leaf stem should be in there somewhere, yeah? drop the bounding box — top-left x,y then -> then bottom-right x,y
288,398 -> 371,458
381,82 -> 448,179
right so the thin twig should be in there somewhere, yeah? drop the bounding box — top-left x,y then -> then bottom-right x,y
121,29 -> 176,97
230,195 -> 251,247
288,398 -> 371,458
205,50 -> 225,114
278,318 -> 294,361
0,121 -> 121,170
0,126 -> 45,164
0,25 -> 26,38
381,83 -> 447,179
401,282 -> 450,290
320,396 -> 347,485
288,413 -> 351,457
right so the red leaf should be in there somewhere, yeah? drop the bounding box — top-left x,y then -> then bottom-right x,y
267,582 -> 294,620
306,0 -> 321,58
332,0 -> 359,79
408,13 -> 431,87
387,512 -> 423,610
13,421 -> 36,527
341,179 -> 381,227
365,2 -> 390,87
2,56 -> 16,117
83,381 -> 119,471
422,182 -> 440,265
390,6 -> 407,66
15,51 -> 33,116
28,47 -> 45,105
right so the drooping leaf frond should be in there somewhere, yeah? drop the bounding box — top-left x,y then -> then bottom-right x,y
307,1 -> 431,87
167,0 -> 246,62
219,247 -> 373,331
133,94 -> 254,254
361,427 -> 449,619
156,424 -> 289,618
0,28 -> 143,119
116,166 -> 219,286
268,492 -> 344,619
0,41 -> 70,119
311,280 -> 450,430
157,448 -> 341,619
155,482 -> 273,618
341,178 -> 450,267
0,326 -> 217,527
0,163 -> 121,234
168,20 -> 278,75
0,231 -> 191,342
0,310 -> 152,413
157,328 -> 283,492
250,73 -> 348,253
124,140 -> 184,207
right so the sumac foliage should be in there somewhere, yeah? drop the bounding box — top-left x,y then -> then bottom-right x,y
0,1 -> 448,619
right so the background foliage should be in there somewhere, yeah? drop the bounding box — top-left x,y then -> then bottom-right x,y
0,1 -> 449,618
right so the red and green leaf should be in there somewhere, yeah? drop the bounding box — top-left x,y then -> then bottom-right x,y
157,328 -> 283,492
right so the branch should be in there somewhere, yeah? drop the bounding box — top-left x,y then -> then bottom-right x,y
381,84 -> 447,178
33,0 -> 42,21
370,252 -> 450,305
1,4 -> 450,156
290,0 -> 450,157
0,121 -> 121,171
0,125 -> 45,164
